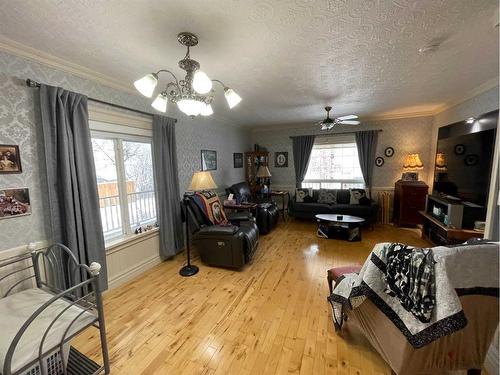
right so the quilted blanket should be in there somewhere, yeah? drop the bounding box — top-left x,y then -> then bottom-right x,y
328,240 -> 499,348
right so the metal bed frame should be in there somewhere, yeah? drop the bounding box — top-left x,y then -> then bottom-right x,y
0,244 -> 110,375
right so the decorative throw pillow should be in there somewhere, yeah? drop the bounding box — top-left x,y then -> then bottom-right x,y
303,195 -> 316,203
193,191 -> 228,225
359,196 -> 371,206
349,189 -> 367,205
318,189 -> 337,204
295,188 -> 312,203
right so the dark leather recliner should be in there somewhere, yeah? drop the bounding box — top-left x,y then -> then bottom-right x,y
185,196 -> 259,269
226,182 -> 279,235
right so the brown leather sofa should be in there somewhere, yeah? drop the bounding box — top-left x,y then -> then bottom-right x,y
186,196 -> 259,269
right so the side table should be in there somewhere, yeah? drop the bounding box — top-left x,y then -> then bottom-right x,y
271,191 -> 290,221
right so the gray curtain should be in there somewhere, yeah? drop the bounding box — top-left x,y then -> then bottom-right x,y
39,84 -> 107,290
152,115 -> 184,259
291,135 -> 316,188
355,130 -> 379,196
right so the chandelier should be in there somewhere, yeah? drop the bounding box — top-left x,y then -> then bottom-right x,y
134,32 -> 242,118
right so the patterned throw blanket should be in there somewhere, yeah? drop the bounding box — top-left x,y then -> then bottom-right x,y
191,191 -> 228,225
383,243 -> 435,323
328,241 -> 499,348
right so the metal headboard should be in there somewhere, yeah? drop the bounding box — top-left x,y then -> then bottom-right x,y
0,243 -> 110,375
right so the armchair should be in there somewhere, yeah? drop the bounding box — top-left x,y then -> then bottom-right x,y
185,195 -> 259,269
226,182 -> 279,234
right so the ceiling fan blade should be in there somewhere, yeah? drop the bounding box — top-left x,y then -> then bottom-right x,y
339,120 -> 360,125
337,114 -> 358,120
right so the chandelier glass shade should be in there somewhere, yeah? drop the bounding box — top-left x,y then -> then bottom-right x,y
133,32 -> 241,118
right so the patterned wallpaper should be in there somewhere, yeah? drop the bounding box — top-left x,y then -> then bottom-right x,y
0,50 -> 251,251
251,116 -> 435,189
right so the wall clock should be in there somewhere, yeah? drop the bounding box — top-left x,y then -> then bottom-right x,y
384,147 -> 394,158
274,152 -> 288,168
375,156 -> 385,167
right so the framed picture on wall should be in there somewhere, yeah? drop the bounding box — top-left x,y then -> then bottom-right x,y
0,188 -> 31,219
233,153 -> 243,168
274,152 -> 288,168
201,150 -> 217,171
0,144 -> 22,173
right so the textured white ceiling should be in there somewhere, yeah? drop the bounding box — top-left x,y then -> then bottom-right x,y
0,0 -> 498,127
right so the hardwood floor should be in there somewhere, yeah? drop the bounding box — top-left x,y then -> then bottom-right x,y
73,221 -> 433,374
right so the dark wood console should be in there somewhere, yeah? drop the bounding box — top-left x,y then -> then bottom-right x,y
419,211 -> 484,245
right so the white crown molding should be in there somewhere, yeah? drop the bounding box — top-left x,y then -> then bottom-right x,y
433,76 -> 499,115
363,109 -> 438,121
0,35 -> 136,94
1,35 -> 496,129
0,36 -> 245,128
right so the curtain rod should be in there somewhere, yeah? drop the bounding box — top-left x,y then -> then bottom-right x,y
26,78 -> 177,122
289,129 -> 382,139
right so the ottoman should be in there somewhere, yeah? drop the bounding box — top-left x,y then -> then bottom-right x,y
256,203 -> 279,234
327,265 -> 362,294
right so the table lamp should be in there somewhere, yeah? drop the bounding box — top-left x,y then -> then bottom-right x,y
435,152 -> 447,172
256,165 -> 272,197
402,153 -> 423,181
180,170 -> 217,277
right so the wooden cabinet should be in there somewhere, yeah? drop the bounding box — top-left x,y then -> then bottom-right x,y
393,180 -> 428,226
245,152 -> 269,194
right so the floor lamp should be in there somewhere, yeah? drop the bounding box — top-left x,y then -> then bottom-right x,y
180,170 -> 218,277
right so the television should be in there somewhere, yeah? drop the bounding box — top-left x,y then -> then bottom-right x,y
433,110 -> 498,207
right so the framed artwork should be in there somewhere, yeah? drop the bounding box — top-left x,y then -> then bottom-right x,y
0,188 -> 31,219
375,156 -> 385,167
0,144 -> 22,173
233,153 -> 243,168
201,150 -> 217,171
454,144 -> 466,155
274,152 -> 288,168
384,147 -> 394,158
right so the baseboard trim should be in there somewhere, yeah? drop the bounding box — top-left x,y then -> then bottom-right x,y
107,254 -> 162,290
485,342 -> 499,375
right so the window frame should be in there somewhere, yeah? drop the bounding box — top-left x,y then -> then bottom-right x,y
302,136 -> 365,190
91,130 -> 156,242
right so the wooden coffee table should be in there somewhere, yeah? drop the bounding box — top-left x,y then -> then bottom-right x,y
315,214 -> 365,241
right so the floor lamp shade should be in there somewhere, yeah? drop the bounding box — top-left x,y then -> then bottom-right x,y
189,171 -> 217,191
180,170 -> 217,277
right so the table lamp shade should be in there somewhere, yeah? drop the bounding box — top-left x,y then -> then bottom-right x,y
435,152 -> 447,171
403,153 -> 424,171
188,171 -> 217,191
256,166 -> 272,178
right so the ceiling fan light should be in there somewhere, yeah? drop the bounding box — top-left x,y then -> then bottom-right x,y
224,88 -> 242,109
134,73 -> 158,98
151,94 -> 168,112
177,99 -> 204,117
193,71 -> 213,94
200,103 -> 214,116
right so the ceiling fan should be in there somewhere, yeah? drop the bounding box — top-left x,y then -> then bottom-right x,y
317,106 -> 360,131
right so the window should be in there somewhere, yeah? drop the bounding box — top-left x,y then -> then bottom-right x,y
302,135 -> 364,190
91,134 -> 156,242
